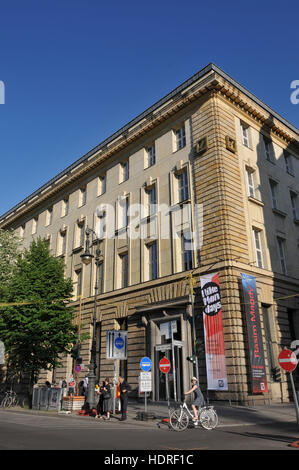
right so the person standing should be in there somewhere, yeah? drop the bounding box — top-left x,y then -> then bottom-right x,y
102,377 -> 112,420
118,376 -> 131,421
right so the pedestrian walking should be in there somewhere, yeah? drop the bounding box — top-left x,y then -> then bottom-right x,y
184,377 -> 205,423
118,376 -> 131,421
102,377 -> 112,420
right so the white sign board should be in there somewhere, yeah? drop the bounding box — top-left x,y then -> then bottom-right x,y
0,341 -> 5,364
159,321 -> 177,340
106,330 -> 128,360
140,372 -> 152,392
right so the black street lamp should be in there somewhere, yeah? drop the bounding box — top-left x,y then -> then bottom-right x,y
80,227 -> 101,410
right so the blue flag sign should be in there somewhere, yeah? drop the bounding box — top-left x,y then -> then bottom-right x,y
140,357 -> 152,372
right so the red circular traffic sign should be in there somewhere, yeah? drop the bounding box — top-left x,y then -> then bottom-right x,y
159,357 -> 171,374
278,349 -> 297,372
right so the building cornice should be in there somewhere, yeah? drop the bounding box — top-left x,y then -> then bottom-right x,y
1,63 -> 298,229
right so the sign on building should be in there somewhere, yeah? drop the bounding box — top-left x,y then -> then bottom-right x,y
106,330 -> 128,360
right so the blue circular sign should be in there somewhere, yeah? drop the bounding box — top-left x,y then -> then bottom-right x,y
115,336 -> 125,349
140,357 -> 152,372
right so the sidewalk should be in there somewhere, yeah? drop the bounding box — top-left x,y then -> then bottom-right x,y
4,400 -> 299,431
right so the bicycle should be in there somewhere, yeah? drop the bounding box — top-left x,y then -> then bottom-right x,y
169,401 -> 218,432
1,390 -> 19,408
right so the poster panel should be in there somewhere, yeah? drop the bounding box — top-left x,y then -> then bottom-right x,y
200,273 -> 228,391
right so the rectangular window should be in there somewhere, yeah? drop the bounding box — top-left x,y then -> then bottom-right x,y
75,221 -> 85,248
120,160 -> 129,183
284,151 -> 294,176
32,216 -> 38,235
20,224 -> 25,239
46,207 -> 53,226
240,122 -> 250,148
181,232 -> 193,271
148,242 -> 158,280
253,228 -> 263,268
120,253 -> 128,288
58,230 -> 67,256
118,196 -> 129,229
146,144 -> 156,167
269,179 -> 278,209
277,237 -> 287,274
290,191 -> 298,220
263,136 -> 273,162
98,174 -> 106,196
74,269 -> 82,299
147,186 -> 157,216
177,170 -> 189,202
62,197 -> 69,217
246,169 -> 255,198
174,125 -> 186,151
79,187 -> 87,206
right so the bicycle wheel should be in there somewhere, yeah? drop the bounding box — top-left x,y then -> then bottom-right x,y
1,396 -> 8,408
169,408 -> 189,432
10,396 -> 19,407
208,408 -> 218,429
199,408 -> 215,430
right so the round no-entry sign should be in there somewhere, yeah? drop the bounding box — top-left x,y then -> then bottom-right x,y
278,349 -> 297,373
159,357 -> 171,374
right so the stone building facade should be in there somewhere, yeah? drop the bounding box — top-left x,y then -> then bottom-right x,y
1,63 -> 299,404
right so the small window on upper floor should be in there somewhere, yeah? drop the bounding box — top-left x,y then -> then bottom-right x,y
46,207 -> 53,226
98,173 -> 107,196
32,216 -> 38,235
240,121 -> 251,148
79,187 -> 87,207
145,143 -> 156,168
290,191 -> 298,220
173,124 -> 186,152
120,160 -> 129,183
263,136 -> 274,163
177,168 -> 189,203
269,179 -> 279,210
61,197 -> 69,217
246,168 -> 256,198
284,151 -> 294,176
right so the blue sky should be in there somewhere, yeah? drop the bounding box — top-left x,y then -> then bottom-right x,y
0,0 -> 298,217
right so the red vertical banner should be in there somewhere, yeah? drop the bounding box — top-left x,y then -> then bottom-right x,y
200,273 -> 228,391
241,273 -> 268,394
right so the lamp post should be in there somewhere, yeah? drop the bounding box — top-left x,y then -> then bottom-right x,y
80,227 -> 101,410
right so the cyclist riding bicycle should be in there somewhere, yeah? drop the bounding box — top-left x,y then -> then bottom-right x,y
184,377 -> 205,423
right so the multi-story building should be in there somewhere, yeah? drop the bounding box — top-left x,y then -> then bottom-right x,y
1,63 -> 299,404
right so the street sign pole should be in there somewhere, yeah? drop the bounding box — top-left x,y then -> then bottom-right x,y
113,359 -> 117,414
171,322 -> 177,402
289,372 -> 299,430
166,372 -> 170,418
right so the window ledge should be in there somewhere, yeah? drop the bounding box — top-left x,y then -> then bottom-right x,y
248,196 -> 264,207
272,208 -> 287,218
293,218 -> 299,225
72,246 -> 84,254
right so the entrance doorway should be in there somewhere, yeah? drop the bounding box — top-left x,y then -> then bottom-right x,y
155,342 -> 183,401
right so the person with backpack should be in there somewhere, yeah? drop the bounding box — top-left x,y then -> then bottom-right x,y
118,376 -> 131,421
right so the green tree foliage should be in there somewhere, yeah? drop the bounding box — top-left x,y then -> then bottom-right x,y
0,238 -> 78,395
0,229 -> 21,299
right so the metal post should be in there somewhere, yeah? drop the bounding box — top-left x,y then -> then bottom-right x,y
145,391 -> 147,414
171,322 -> 177,402
166,373 -> 170,418
113,360 -> 117,414
191,294 -> 199,380
81,229 -> 101,411
289,372 -> 299,430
